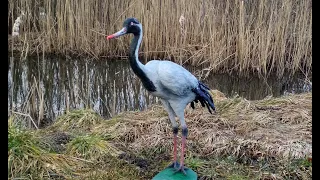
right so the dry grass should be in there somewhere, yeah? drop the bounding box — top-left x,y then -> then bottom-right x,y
52,109 -> 104,132
8,0 -> 312,76
8,91 -> 312,179
97,91 -> 312,161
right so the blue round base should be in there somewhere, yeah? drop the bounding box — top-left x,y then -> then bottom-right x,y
152,167 -> 197,180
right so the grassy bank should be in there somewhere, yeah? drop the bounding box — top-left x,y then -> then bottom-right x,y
8,91 -> 312,179
8,0 -> 311,76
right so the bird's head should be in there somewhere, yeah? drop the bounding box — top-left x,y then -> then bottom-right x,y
107,17 -> 142,40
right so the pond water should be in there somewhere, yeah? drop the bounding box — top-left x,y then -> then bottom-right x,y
8,56 -> 312,122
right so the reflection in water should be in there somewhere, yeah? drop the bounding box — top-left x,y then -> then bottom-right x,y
8,56 -> 311,122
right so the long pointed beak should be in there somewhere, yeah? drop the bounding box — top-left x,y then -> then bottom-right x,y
106,27 -> 127,40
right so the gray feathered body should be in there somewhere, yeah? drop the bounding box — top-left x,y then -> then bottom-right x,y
144,60 -> 198,106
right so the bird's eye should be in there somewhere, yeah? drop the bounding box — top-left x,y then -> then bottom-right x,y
130,22 -> 134,26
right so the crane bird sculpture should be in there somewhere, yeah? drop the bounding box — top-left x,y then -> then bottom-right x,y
107,18 -> 216,177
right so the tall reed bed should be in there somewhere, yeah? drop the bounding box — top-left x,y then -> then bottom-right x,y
8,0 -> 312,76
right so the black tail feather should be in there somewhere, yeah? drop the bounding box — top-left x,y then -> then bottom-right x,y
199,82 -> 210,90
199,82 -> 214,102
190,101 -> 195,109
199,99 -> 206,107
191,81 -> 216,114
204,101 -> 213,114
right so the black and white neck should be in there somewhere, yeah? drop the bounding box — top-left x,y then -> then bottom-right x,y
129,24 -> 156,92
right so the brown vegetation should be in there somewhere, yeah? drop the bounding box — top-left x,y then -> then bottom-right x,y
9,91 -> 312,179
8,0 -> 312,76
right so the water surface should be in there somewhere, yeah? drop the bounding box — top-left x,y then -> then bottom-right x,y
8,56 -> 312,123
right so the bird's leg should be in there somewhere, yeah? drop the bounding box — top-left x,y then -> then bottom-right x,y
161,100 -> 180,170
180,127 -> 187,167
168,126 -> 179,169
170,102 -> 189,175
173,127 -> 178,163
174,126 -> 188,174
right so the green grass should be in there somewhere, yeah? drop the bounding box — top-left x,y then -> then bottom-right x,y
8,92 -> 312,179
66,134 -> 120,160
51,109 -> 104,132
8,120 -> 82,179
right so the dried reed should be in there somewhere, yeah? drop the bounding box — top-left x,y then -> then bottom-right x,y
8,0 -> 312,76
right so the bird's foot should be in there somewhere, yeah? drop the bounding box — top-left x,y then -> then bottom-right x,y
174,165 -> 188,175
167,161 -> 179,170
